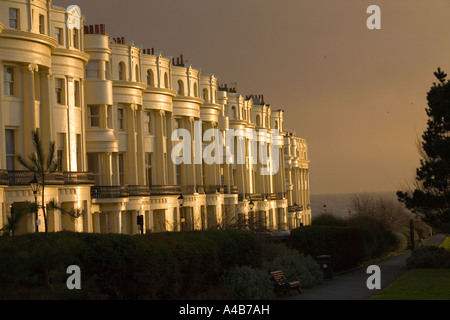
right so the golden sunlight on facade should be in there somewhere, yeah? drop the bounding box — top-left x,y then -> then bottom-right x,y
0,0 -> 311,235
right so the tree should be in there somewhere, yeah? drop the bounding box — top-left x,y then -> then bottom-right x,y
17,130 -> 58,235
397,68 -> 450,232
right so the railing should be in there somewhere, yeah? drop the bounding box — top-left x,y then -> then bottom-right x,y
128,185 -> 151,197
205,185 -> 224,194
0,170 -> 8,186
224,185 -> 239,195
63,172 -> 95,185
149,185 -> 182,196
91,186 -> 130,199
8,171 -> 64,186
181,185 -> 205,194
288,204 -> 304,212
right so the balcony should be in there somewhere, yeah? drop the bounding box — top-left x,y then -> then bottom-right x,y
91,186 -> 129,199
181,185 -> 205,195
224,185 -> 239,195
8,171 -> 64,186
149,185 -> 182,196
63,172 -> 95,185
0,170 -> 8,186
204,185 -> 224,194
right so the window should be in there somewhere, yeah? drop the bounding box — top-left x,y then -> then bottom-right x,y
73,28 -> 79,49
55,78 -> 65,105
5,129 -> 15,171
135,65 -> 140,82
203,89 -> 209,102
177,80 -> 184,96
88,105 -> 100,127
147,69 -> 154,87
107,106 -> 113,129
274,121 -> 279,130
74,80 -> 80,107
9,9 -> 19,29
119,62 -> 126,80
76,134 -> 82,171
87,153 -> 101,185
144,111 -> 152,134
117,108 -> 125,130
256,115 -> 261,127
105,61 -> 110,80
86,61 -> 99,79
193,83 -> 198,97
56,133 -> 66,172
231,106 -> 237,119
118,154 -> 125,186
55,28 -> 64,45
4,67 -> 15,96
164,73 -> 169,89
176,164 -> 182,186
39,14 -> 45,34
145,153 -> 152,187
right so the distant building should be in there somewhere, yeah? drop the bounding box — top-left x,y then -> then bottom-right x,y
0,0 -> 311,235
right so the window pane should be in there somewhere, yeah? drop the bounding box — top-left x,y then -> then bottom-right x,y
9,9 -> 18,29
86,61 -> 98,79
4,67 -> 14,96
39,14 -> 45,34
89,106 -> 100,127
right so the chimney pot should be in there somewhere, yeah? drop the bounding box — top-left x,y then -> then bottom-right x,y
152,48 -> 154,55
89,25 -> 94,34
100,24 -> 106,34
95,24 -> 100,34
121,37 -> 125,44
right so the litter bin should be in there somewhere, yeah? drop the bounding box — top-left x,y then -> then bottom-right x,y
317,255 -> 333,280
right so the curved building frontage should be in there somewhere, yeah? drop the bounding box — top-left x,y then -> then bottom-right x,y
0,0 -> 311,235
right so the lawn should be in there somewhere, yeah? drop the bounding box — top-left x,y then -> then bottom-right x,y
370,269 -> 450,300
439,236 -> 450,250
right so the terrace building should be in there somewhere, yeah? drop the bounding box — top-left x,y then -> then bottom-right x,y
0,0 -> 311,235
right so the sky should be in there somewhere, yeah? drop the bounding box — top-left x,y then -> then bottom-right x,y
55,0 -> 450,195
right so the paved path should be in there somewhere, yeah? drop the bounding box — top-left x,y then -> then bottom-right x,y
284,234 -> 448,300
285,252 -> 411,300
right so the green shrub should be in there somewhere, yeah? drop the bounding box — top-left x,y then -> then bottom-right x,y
392,232 -> 408,253
221,266 -> 275,300
287,226 -> 365,272
346,215 -> 397,259
262,244 -> 323,288
312,213 -> 348,227
406,246 -> 450,269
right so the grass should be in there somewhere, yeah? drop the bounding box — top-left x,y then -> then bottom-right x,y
439,236 -> 450,250
370,269 -> 450,300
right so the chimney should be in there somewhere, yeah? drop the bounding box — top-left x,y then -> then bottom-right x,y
95,24 -> 100,34
172,58 -> 175,65
84,25 -> 89,34
100,24 -> 106,34
151,48 -> 154,55
121,37 -> 125,44
180,54 -> 184,65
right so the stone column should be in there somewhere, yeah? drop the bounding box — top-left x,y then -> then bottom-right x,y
39,68 -> 53,149
114,210 -> 122,234
127,105 -> 138,185
22,64 -> 38,156
136,106 -> 145,186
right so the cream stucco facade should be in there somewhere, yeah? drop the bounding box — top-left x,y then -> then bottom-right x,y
0,0 -> 311,235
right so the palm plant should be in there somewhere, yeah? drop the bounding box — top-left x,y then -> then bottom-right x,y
17,130 -> 58,235
0,202 -> 33,236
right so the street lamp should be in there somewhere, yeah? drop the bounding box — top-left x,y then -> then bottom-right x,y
29,174 -> 40,233
178,194 -> 185,231
249,200 -> 255,231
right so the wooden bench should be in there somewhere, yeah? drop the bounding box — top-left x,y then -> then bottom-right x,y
270,270 -> 302,296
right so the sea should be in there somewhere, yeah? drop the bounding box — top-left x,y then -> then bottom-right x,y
310,191 -> 399,219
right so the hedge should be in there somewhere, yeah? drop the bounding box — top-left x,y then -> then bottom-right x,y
287,226 -> 365,272
0,230 -> 262,300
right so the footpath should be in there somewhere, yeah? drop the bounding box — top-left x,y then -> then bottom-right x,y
285,234 -> 447,300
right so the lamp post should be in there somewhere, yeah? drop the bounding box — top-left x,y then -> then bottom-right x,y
249,200 -> 254,231
178,194 -> 185,231
29,174 -> 40,233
